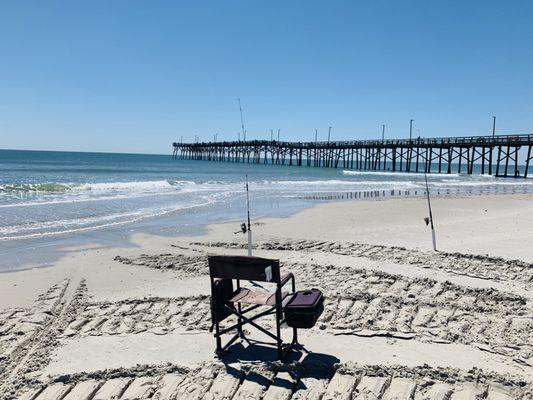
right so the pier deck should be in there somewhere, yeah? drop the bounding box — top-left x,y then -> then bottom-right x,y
172,134 -> 533,177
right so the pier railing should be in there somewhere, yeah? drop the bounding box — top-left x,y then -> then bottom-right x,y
172,133 -> 533,178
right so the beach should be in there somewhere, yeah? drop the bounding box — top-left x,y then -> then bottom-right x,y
3,1 -> 533,398
1,193 -> 532,399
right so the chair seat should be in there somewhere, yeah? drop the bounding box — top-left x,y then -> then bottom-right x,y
230,288 -> 289,306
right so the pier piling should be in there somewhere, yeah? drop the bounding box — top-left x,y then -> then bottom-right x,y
172,134 -> 532,177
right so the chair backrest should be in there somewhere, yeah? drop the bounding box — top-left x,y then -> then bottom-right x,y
208,255 -> 281,283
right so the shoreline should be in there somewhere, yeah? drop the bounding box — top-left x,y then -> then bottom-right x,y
1,192 -> 532,306
0,193 -> 532,399
1,190 -> 531,274
1,192 -> 532,307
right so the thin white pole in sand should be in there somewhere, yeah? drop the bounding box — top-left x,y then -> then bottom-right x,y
424,171 -> 437,251
245,174 -> 253,256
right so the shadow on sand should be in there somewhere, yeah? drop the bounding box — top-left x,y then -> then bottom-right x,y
217,339 -> 340,391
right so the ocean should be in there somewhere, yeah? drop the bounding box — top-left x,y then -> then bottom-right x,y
1,149 -> 532,270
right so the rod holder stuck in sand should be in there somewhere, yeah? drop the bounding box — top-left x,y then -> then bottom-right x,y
245,174 -> 252,256
424,171 -> 437,252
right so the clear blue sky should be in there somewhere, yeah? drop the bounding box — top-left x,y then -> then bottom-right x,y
1,1 -> 532,154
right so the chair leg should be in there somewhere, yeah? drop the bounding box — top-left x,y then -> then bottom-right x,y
275,291 -> 283,360
215,321 -> 222,355
237,303 -> 243,337
289,277 -> 298,346
276,320 -> 282,360
236,280 -> 244,338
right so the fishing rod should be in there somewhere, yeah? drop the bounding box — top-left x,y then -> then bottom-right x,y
238,98 -> 246,142
234,174 -> 253,255
424,170 -> 437,251
245,174 -> 252,256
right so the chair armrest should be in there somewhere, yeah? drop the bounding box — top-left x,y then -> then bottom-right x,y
280,272 -> 294,287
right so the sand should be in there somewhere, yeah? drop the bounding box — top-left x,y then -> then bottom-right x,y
0,194 -> 532,399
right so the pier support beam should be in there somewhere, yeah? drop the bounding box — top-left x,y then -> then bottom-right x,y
172,134 -> 532,178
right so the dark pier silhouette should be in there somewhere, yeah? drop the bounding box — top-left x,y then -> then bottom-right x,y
172,134 -> 533,178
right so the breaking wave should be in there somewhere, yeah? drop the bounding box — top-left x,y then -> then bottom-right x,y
342,170 -> 461,178
0,180 -> 199,194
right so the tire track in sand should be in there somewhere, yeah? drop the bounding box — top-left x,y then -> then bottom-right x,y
0,280 -> 86,400
15,361 -> 533,400
193,239 -> 533,284
63,261 -> 533,365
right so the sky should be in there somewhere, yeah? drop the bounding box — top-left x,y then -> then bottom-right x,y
0,1 -> 532,154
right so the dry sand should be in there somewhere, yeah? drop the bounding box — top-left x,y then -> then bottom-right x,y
0,194 -> 532,399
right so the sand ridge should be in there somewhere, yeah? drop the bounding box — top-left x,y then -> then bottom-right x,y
193,239 -> 533,284
14,360 -> 533,400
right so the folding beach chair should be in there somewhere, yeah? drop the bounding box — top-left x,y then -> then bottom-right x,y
208,255 -> 298,360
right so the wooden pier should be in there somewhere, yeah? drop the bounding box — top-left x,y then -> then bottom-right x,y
172,134 -> 533,178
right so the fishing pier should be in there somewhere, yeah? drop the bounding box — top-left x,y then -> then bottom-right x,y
172,134 -> 533,178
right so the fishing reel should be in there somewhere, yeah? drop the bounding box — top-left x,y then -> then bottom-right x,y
234,222 -> 248,235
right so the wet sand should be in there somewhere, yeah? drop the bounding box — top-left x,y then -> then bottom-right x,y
0,194 -> 532,399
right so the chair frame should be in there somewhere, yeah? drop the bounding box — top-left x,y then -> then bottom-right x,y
208,255 -> 298,360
